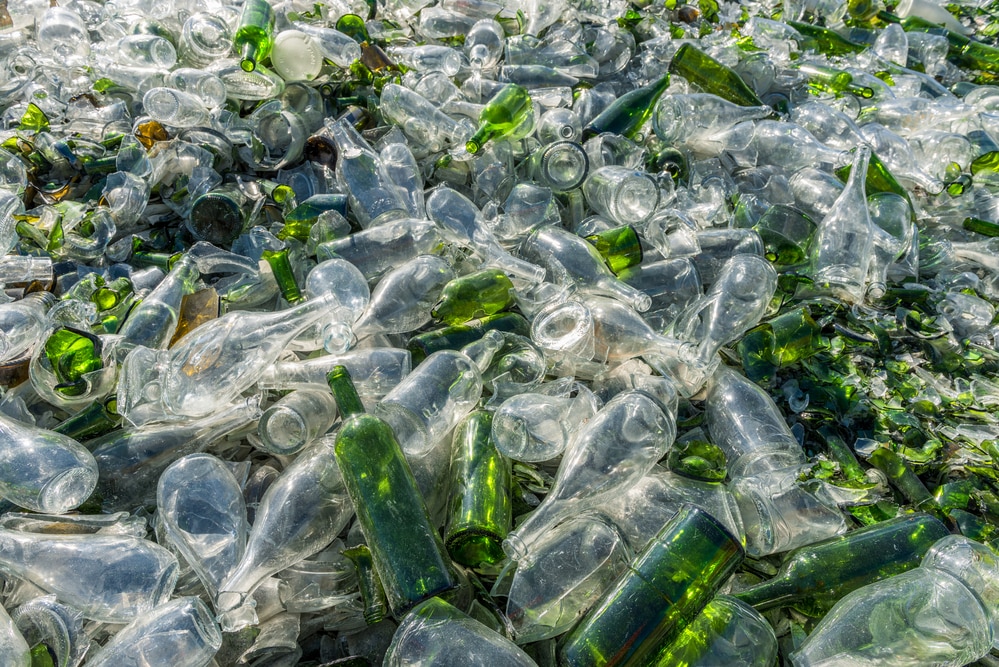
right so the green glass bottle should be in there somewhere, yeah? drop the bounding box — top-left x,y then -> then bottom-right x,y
787,20 -> 868,57
585,225 -> 644,275
582,73 -> 671,140
343,545 -> 388,624
902,15 -> 999,72
868,447 -> 938,512
328,366 -> 457,617
559,505 -> 745,667
752,204 -> 817,267
276,194 -> 350,243
234,0 -> 276,73
733,513 -> 949,613
797,61 -> 875,98
963,216 -> 999,237
445,411 -> 512,568
51,396 -> 121,440
465,84 -> 534,155
431,269 -> 516,326
261,248 -> 304,304
668,43 -> 766,107
407,312 -> 530,364
42,327 -> 104,398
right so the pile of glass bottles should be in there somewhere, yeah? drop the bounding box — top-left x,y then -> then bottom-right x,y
6,0 -> 999,663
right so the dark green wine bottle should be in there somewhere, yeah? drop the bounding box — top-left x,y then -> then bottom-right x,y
51,396 -> 121,440
234,0 -> 276,73
582,73 -> 671,140
963,216 -> 999,237
668,43 -> 766,108
445,410 -> 512,568
431,269 -> 516,325
585,225 -> 643,274
465,84 -> 534,154
328,366 -> 457,617
733,513 -> 949,613
559,505 -> 744,667
407,312 -> 530,364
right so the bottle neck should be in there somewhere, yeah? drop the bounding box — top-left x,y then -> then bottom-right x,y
240,43 -> 259,72
731,573 -> 798,611
327,365 -> 365,417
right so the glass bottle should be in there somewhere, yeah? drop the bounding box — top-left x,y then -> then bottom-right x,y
384,597 -> 536,666
705,364 -> 806,479
156,454 -> 248,599
407,312 -> 530,363
187,184 -> 253,246
0,528 -> 178,623
585,224 -> 643,274
465,83 -> 534,154
790,535 -> 999,666
521,225 -> 653,312
0,414 -> 98,514
559,505 -> 745,667
445,410 -> 512,568
668,43 -> 767,107
374,331 -> 503,456
329,118 -> 409,229
734,513 -> 949,613
256,389 -> 337,456
329,366 -> 457,617
117,254 -> 199,350
89,397 -> 261,512
316,217 -> 441,281
432,268 -> 516,325
503,379 -> 678,562
351,255 -> 455,340
807,144 -> 875,304
216,436 -> 352,631
255,347 -> 412,398
234,0 -> 275,73
582,73 -> 672,140
117,294 -> 339,422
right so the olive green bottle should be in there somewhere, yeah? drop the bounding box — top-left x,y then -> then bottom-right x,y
465,84 -> 534,154
235,0 -> 276,72
733,513 -> 949,613
51,396 -> 121,440
445,411 -> 512,568
276,194 -> 349,243
668,43 -> 766,107
582,73 -> 671,140
431,269 -> 516,325
328,366 -> 457,617
559,505 -> 745,667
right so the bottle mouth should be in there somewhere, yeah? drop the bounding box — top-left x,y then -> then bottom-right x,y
538,141 -> 589,192
531,300 -> 593,359
258,405 -> 308,455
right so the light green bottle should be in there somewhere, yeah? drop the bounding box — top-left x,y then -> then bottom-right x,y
431,269 -> 516,325
328,366 -> 457,617
585,225 -> 644,275
465,84 -> 534,154
235,0 -> 276,73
